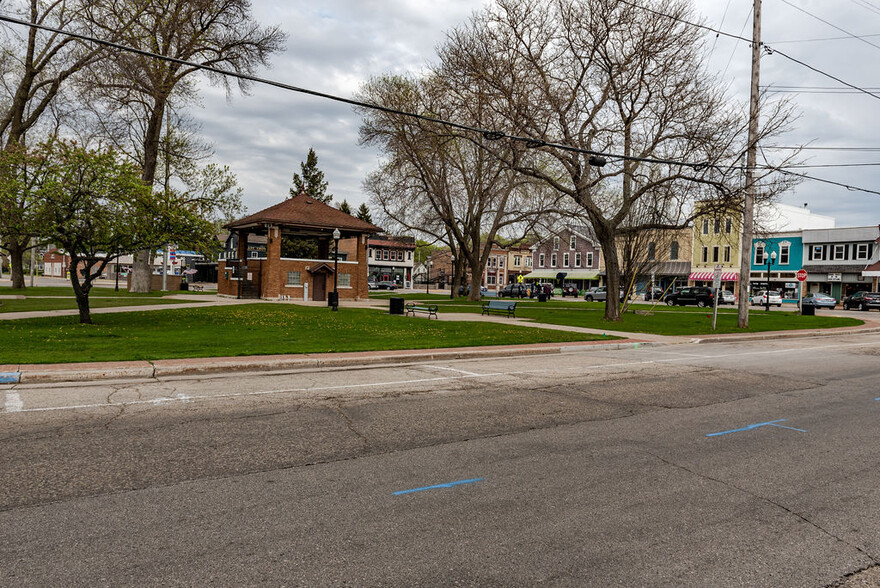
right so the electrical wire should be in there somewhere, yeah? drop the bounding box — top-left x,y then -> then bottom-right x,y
1,10 -> 877,199
768,32 -> 880,44
0,11 -> 704,170
779,0 -> 880,52
617,0 -> 880,102
771,168 -> 880,196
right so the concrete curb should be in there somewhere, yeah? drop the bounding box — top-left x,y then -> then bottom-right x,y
13,340 -> 658,384
690,325 -> 880,344
7,321 -> 878,385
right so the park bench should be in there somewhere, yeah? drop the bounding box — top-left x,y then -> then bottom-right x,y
405,302 -> 439,319
482,299 -> 517,318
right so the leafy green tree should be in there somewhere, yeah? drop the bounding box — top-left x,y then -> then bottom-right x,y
37,139 -> 211,323
290,147 -> 332,203
356,203 -> 373,224
338,199 -> 352,214
0,144 -> 52,289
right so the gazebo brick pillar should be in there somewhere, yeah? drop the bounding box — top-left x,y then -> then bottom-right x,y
264,225 -> 282,299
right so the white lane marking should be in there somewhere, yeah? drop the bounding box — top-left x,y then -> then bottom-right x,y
4,391 -> 23,412
3,339 -> 875,415
424,365 -> 486,377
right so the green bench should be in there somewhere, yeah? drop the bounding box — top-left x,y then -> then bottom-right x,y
405,302 -> 438,319
482,299 -> 517,318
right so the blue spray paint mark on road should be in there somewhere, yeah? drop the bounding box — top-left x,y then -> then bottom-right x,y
393,478 -> 483,495
0,372 -> 21,384
706,419 -> 807,437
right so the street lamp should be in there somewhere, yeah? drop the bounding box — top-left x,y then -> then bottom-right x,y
426,260 -> 433,294
764,249 -> 777,312
331,228 -> 340,311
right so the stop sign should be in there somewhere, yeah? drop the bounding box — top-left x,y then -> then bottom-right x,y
796,269 -> 808,282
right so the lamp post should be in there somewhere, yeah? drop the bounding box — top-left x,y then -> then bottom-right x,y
331,228 -> 340,311
764,249 -> 776,312
426,260 -> 432,294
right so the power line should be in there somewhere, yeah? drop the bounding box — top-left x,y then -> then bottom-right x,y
778,0 -> 880,52
781,162 -> 880,168
771,168 -> 880,196
848,0 -> 880,18
0,12 -> 665,169
618,0 -> 880,102
767,32 -> 880,44
2,10 -> 878,199
766,146 -> 880,151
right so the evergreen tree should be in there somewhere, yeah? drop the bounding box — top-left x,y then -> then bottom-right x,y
356,202 -> 373,224
338,199 -> 352,214
289,147 -> 332,203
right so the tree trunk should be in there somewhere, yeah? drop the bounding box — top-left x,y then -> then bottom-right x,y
129,95 -> 167,293
8,239 -> 28,289
68,256 -> 92,324
129,250 -> 153,293
594,224 -> 622,322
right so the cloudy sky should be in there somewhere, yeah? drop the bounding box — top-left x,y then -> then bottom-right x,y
191,0 -> 880,228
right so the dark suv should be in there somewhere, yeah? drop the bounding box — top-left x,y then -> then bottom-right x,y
843,291 -> 880,311
561,283 -> 579,297
665,286 -> 715,307
498,283 -> 530,298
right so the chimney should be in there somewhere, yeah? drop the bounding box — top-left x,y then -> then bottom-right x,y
803,203 -> 808,209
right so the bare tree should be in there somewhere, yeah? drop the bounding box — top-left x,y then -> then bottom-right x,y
437,0 -> 798,320
358,74 -> 563,300
85,0 -> 285,292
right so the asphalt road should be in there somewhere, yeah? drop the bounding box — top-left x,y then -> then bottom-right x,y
2,333 -> 879,586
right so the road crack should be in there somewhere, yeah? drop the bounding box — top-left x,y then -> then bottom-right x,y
643,450 -> 880,567
333,402 -> 368,445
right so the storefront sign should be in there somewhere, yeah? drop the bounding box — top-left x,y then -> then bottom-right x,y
828,273 -> 841,282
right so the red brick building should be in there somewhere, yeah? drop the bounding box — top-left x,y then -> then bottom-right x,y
218,194 -> 382,301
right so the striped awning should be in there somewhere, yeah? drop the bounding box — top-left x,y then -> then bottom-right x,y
689,271 -> 739,281
524,269 -> 599,280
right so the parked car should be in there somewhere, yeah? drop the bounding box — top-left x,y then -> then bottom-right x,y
643,287 -> 666,301
375,280 -> 398,290
842,291 -> 880,311
368,280 -> 379,290
583,286 -> 625,302
561,283 -> 579,297
750,290 -> 782,307
719,290 -> 736,305
498,283 -> 530,298
665,286 -> 715,307
801,292 -> 837,309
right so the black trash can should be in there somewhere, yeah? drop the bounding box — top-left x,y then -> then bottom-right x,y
328,291 -> 339,309
538,293 -> 548,302
179,282 -> 189,291
389,296 -> 405,315
801,302 -> 815,316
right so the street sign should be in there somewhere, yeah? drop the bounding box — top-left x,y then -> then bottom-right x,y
712,265 -> 722,290
796,269 -> 808,282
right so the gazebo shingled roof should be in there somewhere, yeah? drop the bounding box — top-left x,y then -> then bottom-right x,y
225,193 -> 383,234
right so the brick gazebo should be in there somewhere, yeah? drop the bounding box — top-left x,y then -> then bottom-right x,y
218,193 -> 382,302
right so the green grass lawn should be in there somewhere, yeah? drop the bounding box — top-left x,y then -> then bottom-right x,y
0,286 -> 210,313
412,297 -> 862,335
0,304 -> 611,364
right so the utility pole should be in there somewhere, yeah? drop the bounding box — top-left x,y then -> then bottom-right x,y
162,108 -> 171,292
29,237 -> 36,287
738,0 -> 762,329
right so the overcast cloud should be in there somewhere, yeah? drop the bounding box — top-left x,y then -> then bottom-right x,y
191,0 -> 880,228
